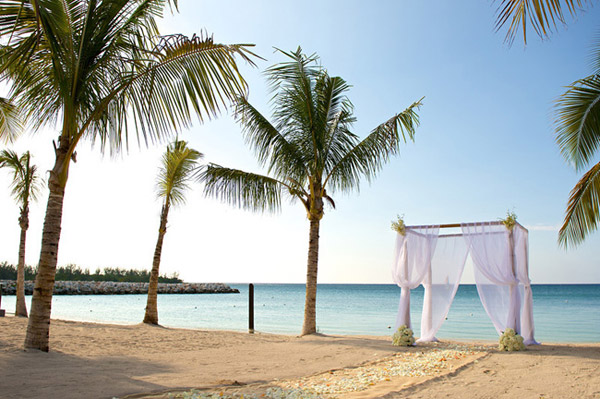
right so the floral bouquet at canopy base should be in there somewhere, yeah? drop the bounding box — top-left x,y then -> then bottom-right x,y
498,328 -> 525,351
392,325 -> 415,346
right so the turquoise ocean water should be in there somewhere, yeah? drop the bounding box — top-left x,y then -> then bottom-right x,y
2,284 -> 598,342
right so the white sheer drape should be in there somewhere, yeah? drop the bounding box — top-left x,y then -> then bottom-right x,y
392,226 -> 439,330
513,225 -> 539,345
418,234 -> 470,342
462,222 -> 519,334
462,222 -> 537,344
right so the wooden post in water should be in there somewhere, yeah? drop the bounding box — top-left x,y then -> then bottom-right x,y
249,283 -> 254,334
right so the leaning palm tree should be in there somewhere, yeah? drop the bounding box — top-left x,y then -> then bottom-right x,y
200,48 -> 422,335
0,0 -> 257,351
0,149 -> 41,317
494,0 -> 592,44
556,37 -> 600,247
144,139 -> 202,325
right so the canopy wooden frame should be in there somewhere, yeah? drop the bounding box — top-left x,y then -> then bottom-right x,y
405,221 -> 528,238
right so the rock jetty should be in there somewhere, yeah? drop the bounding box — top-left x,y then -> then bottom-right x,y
0,280 -> 239,295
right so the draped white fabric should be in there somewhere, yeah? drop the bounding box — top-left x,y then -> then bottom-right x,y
461,222 -> 538,344
418,234 -> 470,342
513,225 -> 539,345
462,222 -> 519,334
391,226 -> 439,330
392,221 -> 537,345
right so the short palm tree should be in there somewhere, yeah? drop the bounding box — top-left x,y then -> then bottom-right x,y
556,38 -> 600,247
201,48 -> 422,335
494,0 -> 592,44
0,0 -> 257,351
0,150 -> 41,317
144,139 -> 202,325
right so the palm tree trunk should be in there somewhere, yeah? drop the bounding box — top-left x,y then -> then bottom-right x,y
301,218 -> 320,335
143,203 -> 170,325
24,141 -> 70,352
15,208 -> 29,317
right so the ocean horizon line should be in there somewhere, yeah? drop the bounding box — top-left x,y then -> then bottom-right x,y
210,282 -> 600,286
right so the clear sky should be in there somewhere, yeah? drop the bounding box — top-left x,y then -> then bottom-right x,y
1,1 -> 599,284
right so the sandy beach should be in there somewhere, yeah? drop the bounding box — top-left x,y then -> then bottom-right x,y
0,316 -> 598,399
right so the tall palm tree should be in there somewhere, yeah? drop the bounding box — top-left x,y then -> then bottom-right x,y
556,38 -> 600,247
494,0 -> 592,44
200,48 -> 422,335
0,150 -> 41,317
144,139 -> 202,325
0,0 -> 257,351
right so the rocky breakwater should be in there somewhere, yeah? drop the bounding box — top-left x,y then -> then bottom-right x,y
0,280 -> 239,295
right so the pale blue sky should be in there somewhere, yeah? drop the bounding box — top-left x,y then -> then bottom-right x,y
0,1 -> 598,284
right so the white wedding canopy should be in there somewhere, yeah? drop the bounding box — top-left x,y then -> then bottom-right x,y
391,221 -> 538,345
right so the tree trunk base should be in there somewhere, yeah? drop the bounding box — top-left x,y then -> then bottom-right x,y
142,315 -> 159,325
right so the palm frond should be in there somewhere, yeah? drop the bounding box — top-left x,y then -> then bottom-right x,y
0,0 -> 40,70
322,109 -> 359,174
235,96 -> 308,183
324,98 -> 423,192
558,161 -> 600,248
199,164 -> 284,213
591,31 -> 600,78
555,75 -> 600,171
266,47 -> 319,94
0,148 -> 23,174
316,75 -> 357,174
0,96 -> 23,143
156,139 -> 203,207
494,0 -> 589,45
87,32 -> 258,153
269,49 -> 319,171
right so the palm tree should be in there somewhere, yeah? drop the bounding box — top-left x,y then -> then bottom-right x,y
200,48 -> 422,335
556,38 -> 600,247
144,139 -> 202,325
0,0 -> 257,351
494,0 -> 592,44
0,150 -> 41,317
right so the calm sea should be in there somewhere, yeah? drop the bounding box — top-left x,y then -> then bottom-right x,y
1,284 -> 598,343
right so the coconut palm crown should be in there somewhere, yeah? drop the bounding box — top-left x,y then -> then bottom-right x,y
200,48 -> 422,335
0,149 -> 41,317
0,0 -> 257,351
556,37 -> 600,248
144,139 -> 203,325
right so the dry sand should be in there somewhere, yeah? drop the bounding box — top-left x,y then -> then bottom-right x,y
0,316 -> 598,399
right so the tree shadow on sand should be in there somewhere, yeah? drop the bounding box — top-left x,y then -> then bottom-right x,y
0,349 -> 173,399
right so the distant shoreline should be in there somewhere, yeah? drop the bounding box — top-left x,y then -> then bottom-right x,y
0,280 -> 239,295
